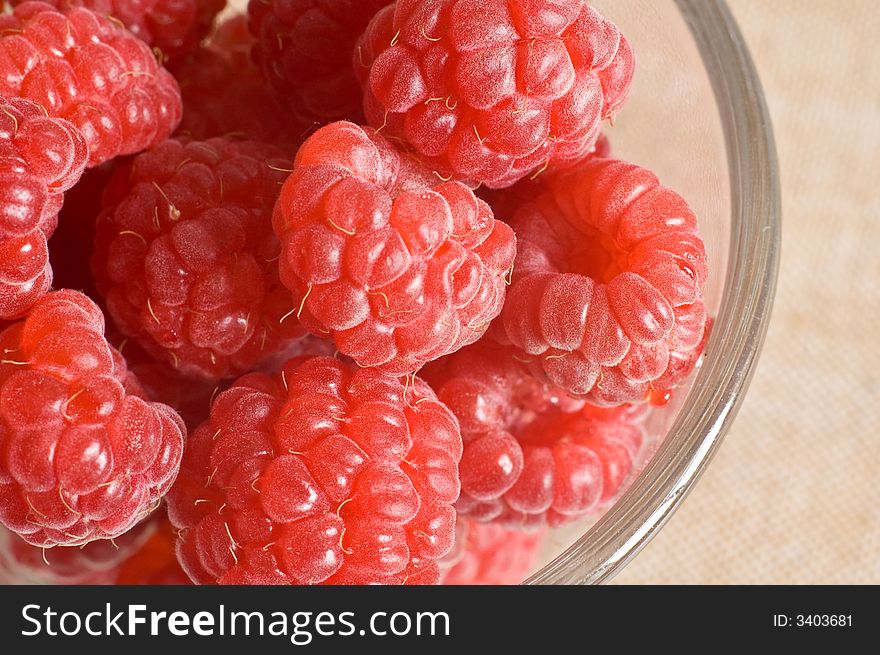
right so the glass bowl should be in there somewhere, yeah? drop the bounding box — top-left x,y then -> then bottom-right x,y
525,0 -> 781,584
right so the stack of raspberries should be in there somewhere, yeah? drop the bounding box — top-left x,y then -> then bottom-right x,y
0,0 -> 708,586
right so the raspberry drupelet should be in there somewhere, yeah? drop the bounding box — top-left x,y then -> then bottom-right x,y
439,518 -> 544,585
0,290 -> 186,547
272,121 -> 516,375
422,341 -> 645,528
355,0 -> 634,188
167,356 -> 462,585
495,157 -> 709,405
0,97 -> 88,320
8,0 -> 226,64
0,1 -> 183,166
248,0 -> 392,131
93,137 -> 308,382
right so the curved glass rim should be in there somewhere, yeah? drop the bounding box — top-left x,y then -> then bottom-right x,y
526,0 -> 781,584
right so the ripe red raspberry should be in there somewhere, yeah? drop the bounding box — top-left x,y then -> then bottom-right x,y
8,0 -> 225,63
0,1 -> 183,166
355,1 -> 634,188
248,0 -> 392,131
439,518 -> 543,585
495,157 -> 709,405
115,512 -> 190,584
93,137 -> 308,381
0,97 -> 88,320
0,290 -> 186,547
423,342 -> 644,527
170,15 -> 302,147
273,121 -> 516,375
0,515 -> 155,584
167,356 -> 462,585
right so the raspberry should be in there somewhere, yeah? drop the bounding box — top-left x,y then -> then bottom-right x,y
93,137 -> 308,381
0,97 -> 88,320
115,511 -> 190,584
248,0 -> 392,131
0,290 -> 186,547
9,0 -> 226,63
0,1 -> 183,166
273,121 -> 516,375
170,15 -> 302,147
439,518 -> 543,585
355,0 -> 634,188
423,342 -> 644,527
0,514 -> 155,584
495,157 -> 709,405
167,356 -> 462,585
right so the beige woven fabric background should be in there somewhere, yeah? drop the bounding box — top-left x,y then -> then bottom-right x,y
615,0 -> 880,584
